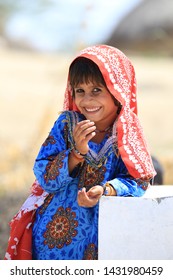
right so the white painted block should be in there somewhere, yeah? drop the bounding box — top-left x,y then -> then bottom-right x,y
98,185 -> 173,259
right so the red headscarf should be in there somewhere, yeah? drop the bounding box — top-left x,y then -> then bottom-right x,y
63,44 -> 156,180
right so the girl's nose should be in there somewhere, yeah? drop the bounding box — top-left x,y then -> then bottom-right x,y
83,92 -> 93,101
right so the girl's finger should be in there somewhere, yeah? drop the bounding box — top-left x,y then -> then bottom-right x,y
74,121 -> 95,136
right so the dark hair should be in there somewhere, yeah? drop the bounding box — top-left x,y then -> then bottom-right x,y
69,57 -> 107,88
69,56 -> 122,113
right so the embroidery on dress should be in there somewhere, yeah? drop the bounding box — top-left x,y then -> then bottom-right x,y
77,162 -> 106,191
39,194 -> 54,215
43,206 -> 78,249
42,135 -> 56,146
44,152 -> 66,183
137,178 -> 149,190
83,243 -> 98,260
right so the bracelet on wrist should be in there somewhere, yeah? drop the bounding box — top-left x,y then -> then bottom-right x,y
73,146 -> 87,157
103,182 -> 114,196
71,149 -> 84,161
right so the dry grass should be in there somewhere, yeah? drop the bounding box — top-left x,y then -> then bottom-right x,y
0,47 -> 173,259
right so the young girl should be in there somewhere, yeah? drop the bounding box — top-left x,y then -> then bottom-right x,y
5,45 -> 156,260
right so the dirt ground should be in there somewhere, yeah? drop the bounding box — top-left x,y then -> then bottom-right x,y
0,47 -> 173,259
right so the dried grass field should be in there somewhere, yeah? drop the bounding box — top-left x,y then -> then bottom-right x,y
0,48 -> 173,259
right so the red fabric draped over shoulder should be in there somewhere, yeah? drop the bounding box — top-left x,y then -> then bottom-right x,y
4,181 -> 48,260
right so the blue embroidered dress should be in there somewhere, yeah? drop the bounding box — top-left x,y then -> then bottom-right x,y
32,111 -> 147,260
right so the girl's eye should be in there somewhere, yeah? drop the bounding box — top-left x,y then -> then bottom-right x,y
74,87 -> 102,96
75,89 -> 84,94
93,88 -> 101,94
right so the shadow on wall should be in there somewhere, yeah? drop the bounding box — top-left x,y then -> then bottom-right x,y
152,156 -> 164,185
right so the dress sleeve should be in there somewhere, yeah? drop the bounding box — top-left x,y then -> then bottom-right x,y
33,112 -> 73,193
108,158 -> 149,197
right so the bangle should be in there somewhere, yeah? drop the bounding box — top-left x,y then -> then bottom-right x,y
71,149 -> 84,161
103,182 -> 114,196
73,146 -> 87,157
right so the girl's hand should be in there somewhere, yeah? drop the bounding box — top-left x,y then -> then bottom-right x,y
77,185 -> 103,208
73,120 -> 96,155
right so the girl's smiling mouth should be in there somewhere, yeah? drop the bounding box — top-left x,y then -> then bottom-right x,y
84,107 -> 101,113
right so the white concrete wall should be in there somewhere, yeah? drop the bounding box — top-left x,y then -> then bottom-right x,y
98,185 -> 173,260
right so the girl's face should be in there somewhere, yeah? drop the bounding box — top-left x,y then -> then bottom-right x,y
73,81 -> 119,129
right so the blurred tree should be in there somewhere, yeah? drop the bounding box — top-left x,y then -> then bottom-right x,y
0,0 -> 19,34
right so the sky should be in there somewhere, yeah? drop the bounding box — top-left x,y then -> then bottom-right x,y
5,0 -> 141,52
